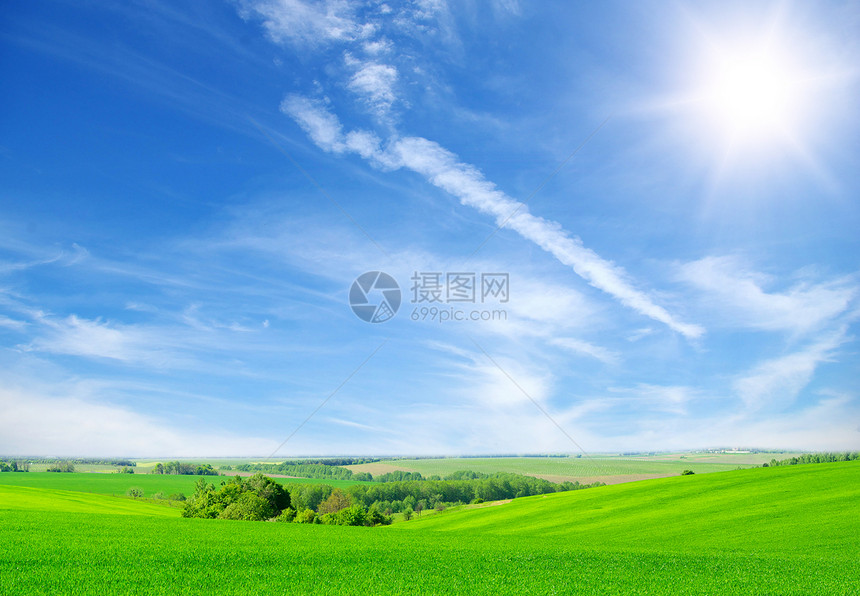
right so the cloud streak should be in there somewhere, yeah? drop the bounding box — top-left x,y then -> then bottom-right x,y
282,96 -> 704,338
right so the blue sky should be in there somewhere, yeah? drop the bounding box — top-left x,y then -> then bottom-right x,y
1,1 -> 858,457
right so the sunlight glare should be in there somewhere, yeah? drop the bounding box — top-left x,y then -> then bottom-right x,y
700,44 -> 805,145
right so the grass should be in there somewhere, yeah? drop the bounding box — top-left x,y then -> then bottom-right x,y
0,461 -> 857,594
0,485 -> 179,516
397,461 -> 860,557
0,471 -> 362,497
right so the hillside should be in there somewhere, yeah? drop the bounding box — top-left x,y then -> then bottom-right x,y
396,461 -> 860,557
1,462 -> 857,594
0,485 -> 179,517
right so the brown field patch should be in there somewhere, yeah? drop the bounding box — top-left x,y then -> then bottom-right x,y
343,462 -> 418,476
535,473 -> 673,485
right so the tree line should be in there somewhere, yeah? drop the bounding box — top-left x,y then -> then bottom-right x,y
766,452 -> 858,467
235,462 -> 367,480
0,461 -> 29,472
151,461 -> 218,475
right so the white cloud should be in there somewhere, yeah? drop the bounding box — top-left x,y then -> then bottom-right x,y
25,314 -> 150,363
0,315 -> 27,331
733,330 -> 847,411
280,95 -> 347,153
551,337 -> 620,365
239,0 -> 363,46
281,98 -> 704,338
679,255 -> 856,335
346,60 -> 398,117
0,385 -> 274,457
362,38 -> 391,55
608,383 -> 697,415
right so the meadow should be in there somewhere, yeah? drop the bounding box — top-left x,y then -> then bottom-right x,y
1,461 -> 857,594
345,453 -> 781,484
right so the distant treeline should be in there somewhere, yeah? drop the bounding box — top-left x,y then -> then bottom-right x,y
456,454 -> 571,459
151,461 -> 218,476
240,458 -> 376,469
767,452 -> 858,467
0,457 -> 136,466
236,462 -> 363,480
0,461 -> 29,472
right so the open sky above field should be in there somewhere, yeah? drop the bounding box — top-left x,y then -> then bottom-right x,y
1,1 -> 859,456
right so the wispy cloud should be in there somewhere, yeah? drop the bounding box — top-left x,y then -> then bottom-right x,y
679,255 -> 857,335
238,0 -> 367,46
282,98 -> 704,338
550,337 -> 620,365
345,56 -> 399,118
733,329 -> 849,411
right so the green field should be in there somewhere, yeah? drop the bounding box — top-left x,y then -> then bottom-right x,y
1,461 -> 857,594
0,471 -> 363,497
346,454 -> 780,484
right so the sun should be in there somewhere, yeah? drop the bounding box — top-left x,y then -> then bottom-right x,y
699,41 -> 811,152
703,48 -> 799,139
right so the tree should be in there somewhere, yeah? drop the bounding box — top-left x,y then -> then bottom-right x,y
244,473 -> 290,511
126,487 -> 144,498
318,488 -> 351,515
402,507 -> 413,521
415,501 -> 425,517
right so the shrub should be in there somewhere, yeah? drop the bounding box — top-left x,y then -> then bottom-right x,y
337,505 -> 368,527
126,487 -> 144,498
681,470 -> 695,476
218,492 -> 275,521
276,508 -> 296,523
168,493 -> 186,501
294,508 -> 317,524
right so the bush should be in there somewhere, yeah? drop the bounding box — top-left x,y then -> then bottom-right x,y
152,492 -> 166,500
681,470 -> 695,476
127,487 -> 144,498
218,492 -> 275,521
168,493 -> 186,501
276,508 -> 296,523
338,505 -> 368,526
294,508 -> 317,524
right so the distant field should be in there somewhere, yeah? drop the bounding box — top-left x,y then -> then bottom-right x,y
25,463 -> 124,473
345,453 -> 789,483
0,472 -> 363,497
0,485 -> 179,517
0,462 -> 856,595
